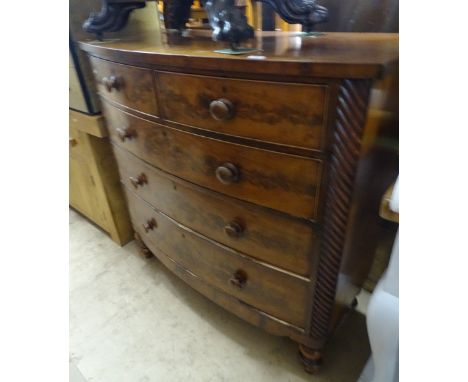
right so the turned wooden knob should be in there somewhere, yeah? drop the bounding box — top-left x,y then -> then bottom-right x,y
209,98 -> 235,121
224,221 -> 244,238
102,75 -> 121,92
229,270 -> 247,290
69,138 -> 77,147
116,127 -> 135,142
130,173 -> 147,188
143,218 -> 157,233
215,163 -> 239,185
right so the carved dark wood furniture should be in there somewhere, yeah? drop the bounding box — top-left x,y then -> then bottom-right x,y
83,0 -> 148,39
83,0 -> 328,46
80,30 -> 398,372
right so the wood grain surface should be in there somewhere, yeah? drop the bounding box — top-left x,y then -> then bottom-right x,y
113,144 -> 317,276
104,104 -> 323,219
125,188 -> 310,328
90,56 -> 159,115
80,31 -> 398,80
157,71 -> 327,150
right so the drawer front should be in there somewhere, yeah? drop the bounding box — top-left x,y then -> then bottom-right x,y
125,188 -> 309,328
105,105 -> 322,219
89,56 -> 159,115
157,72 -> 327,150
114,144 -> 316,276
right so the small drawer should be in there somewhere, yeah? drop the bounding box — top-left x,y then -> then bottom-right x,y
104,104 -> 322,220
125,188 -> 309,328
157,72 -> 327,150
89,56 -> 159,115
114,145 -> 316,276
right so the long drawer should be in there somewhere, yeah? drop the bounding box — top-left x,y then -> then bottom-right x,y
104,104 -> 322,220
157,71 -> 327,151
113,144 -> 316,276
89,56 -> 159,115
125,187 -> 309,328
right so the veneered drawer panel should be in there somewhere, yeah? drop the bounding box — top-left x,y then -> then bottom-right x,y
125,188 -> 309,328
114,144 -> 316,276
89,56 -> 159,115
105,105 -> 322,219
157,72 -> 327,150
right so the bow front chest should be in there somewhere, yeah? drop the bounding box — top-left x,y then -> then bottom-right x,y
80,31 -> 398,372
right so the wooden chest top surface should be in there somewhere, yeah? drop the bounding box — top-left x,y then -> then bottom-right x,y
80,30 -> 398,79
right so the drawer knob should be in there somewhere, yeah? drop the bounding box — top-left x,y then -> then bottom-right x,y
69,138 -> 77,147
229,270 -> 247,290
102,75 -> 121,92
143,218 -> 157,233
224,221 -> 244,238
215,163 -> 239,185
130,173 -> 147,188
116,127 -> 135,142
209,98 -> 235,121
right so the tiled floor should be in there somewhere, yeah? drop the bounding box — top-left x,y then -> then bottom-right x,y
70,209 -> 371,382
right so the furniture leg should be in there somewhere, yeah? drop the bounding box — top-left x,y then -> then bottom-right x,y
297,344 -> 323,374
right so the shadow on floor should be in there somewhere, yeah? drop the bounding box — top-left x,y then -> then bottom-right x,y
140,252 -> 370,381
70,208 -> 370,382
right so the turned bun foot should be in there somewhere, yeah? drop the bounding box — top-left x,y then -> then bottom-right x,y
134,232 -> 154,259
298,344 -> 323,374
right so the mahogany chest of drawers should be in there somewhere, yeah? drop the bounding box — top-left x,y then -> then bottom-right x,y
80,31 -> 398,372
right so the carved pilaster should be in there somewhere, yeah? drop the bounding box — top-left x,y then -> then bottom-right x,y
309,79 -> 372,340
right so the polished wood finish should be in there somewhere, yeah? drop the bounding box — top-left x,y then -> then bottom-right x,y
209,98 -> 235,121
215,162 -> 240,185
81,31 -> 398,371
80,31 -> 398,79
113,144 -> 316,276
69,114 -> 133,245
89,56 -> 159,115
104,104 -> 322,219
157,71 -> 327,150
126,189 -> 310,327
